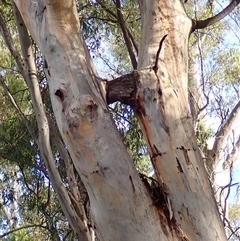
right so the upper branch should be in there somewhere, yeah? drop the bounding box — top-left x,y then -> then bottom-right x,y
127,28 -> 139,55
0,14 -> 25,75
0,75 -> 37,140
0,224 -> 48,239
211,100 -> 240,156
115,0 -> 138,69
96,0 -> 118,19
224,135 -> 240,169
192,0 -> 240,31
96,0 -> 138,68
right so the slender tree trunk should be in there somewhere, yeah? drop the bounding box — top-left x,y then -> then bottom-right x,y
15,0 -> 227,240
188,35 -> 207,127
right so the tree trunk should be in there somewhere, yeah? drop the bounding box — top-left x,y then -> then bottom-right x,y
14,0 -> 227,240
135,1 -> 227,240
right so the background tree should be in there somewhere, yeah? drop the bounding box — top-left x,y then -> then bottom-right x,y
227,203 -> 240,240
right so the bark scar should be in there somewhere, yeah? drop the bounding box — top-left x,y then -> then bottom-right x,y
176,157 -> 184,173
153,34 -> 168,73
177,146 -> 191,165
55,89 -> 64,101
129,175 -> 135,193
151,144 -> 166,159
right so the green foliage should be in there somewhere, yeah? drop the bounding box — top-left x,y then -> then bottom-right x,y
77,0 -> 140,76
0,115 -> 34,161
111,103 -> 151,174
213,48 -> 240,84
195,123 -> 214,149
3,229 -> 33,241
227,203 -> 240,241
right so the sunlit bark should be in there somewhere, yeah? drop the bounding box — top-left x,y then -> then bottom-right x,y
14,0 -> 167,240
134,1 -> 226,240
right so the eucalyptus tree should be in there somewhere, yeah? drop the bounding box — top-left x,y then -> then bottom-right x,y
1,0 -> 240,241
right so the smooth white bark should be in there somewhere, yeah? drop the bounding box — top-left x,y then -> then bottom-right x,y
136,1 -> 227,240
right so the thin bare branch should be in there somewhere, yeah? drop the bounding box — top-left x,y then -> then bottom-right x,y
0,224 -> 47,239
127,27 -> 139,55
224,135 -> 240,169
192,0 -> 240,31
197,32 -> 209,112
0,75 -> 37,139
227,226 -> 240,240
224,216 -> 240,240
0,153 -> 48,177
222,162 -> 234,224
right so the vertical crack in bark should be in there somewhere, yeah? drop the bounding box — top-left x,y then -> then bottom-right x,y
176,157 -> 184,173
153,34 -> 168,73
129,175 -> 135,193
177,146 -> 191,165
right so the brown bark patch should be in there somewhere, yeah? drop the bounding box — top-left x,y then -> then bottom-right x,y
106,71 -> 140,105
158,210 -> 190,241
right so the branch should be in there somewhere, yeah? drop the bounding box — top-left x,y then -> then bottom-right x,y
96,0 -> 118,19
221,162 -> 234,224
0,14 -> 26,76
0,153 -> 48,177
211,100 -> 240,156
224,135 -> 240,169
227,224 -> 240,240
115,0 -> 137,69
223,215 -> 240,240
0,224 -> 47,239
106,71 -> 140,105
127,28 -> 139,55
192,0 -> 240,31
0,75 -> 37,140
95,0 -> 138,68
19,166 -> 38,196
